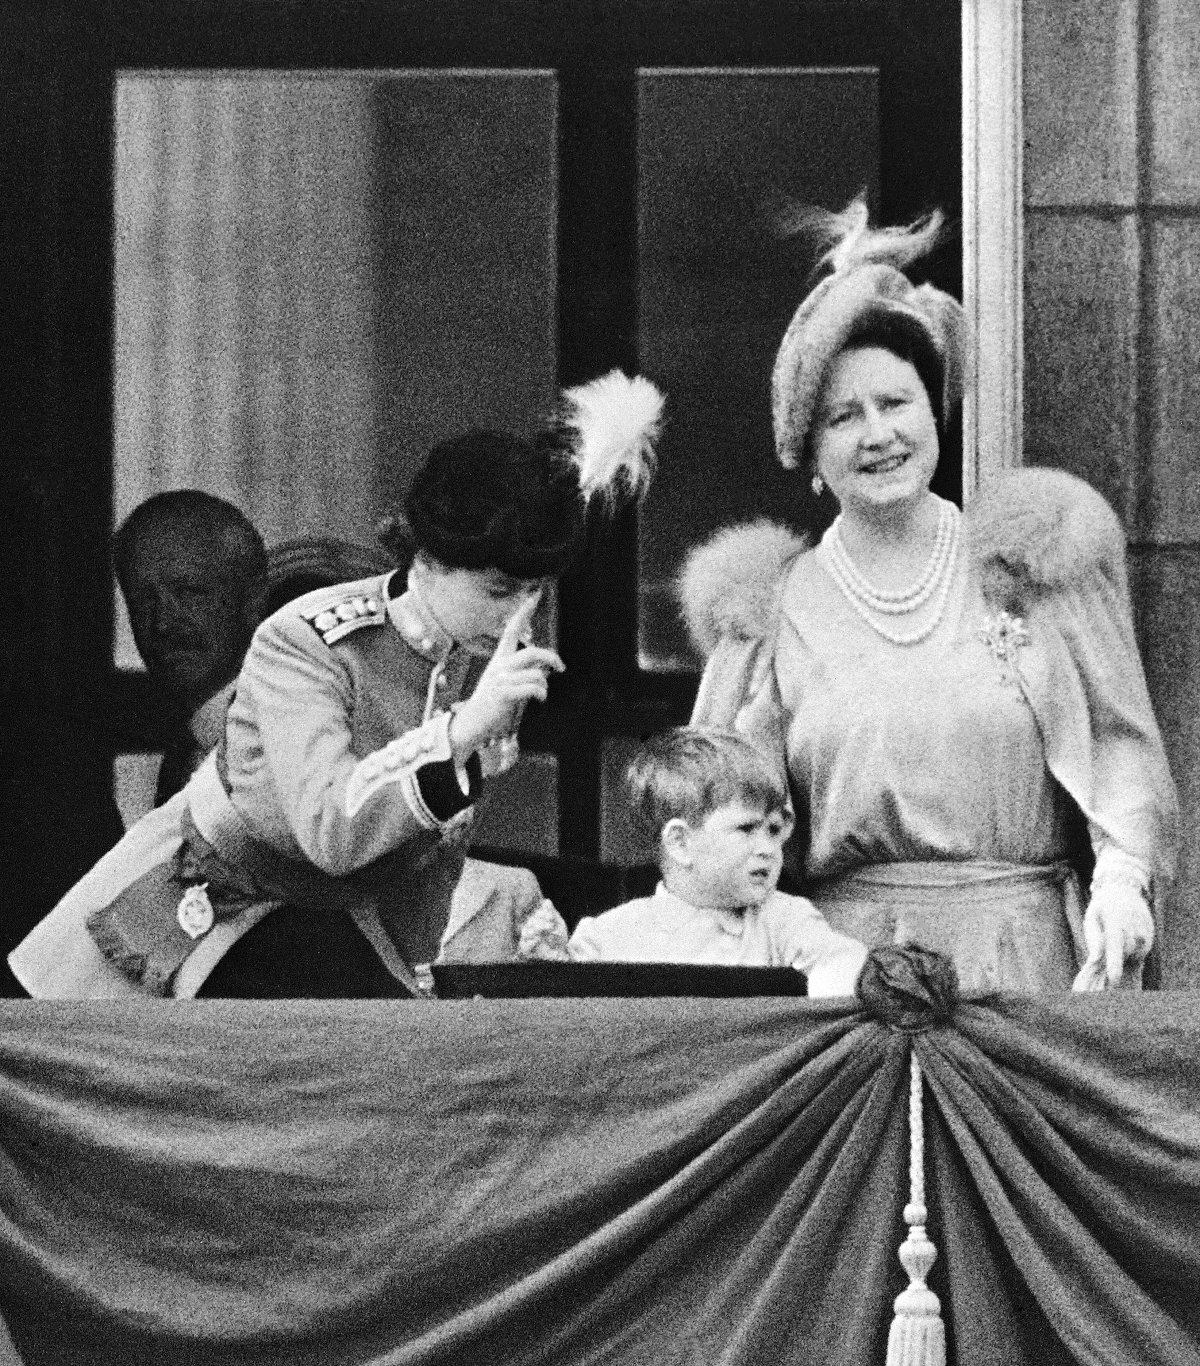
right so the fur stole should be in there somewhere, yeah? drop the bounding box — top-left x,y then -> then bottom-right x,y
678,470 -> 1125,658
965,467 -> 1128,613
678,519 -> 809,658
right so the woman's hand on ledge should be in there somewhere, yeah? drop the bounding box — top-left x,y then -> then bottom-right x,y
1072,881 -> 1155,992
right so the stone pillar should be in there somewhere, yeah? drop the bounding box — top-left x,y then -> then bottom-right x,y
1023,0 -> 1200,985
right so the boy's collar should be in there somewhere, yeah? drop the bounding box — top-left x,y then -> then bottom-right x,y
654,882 -> 754,935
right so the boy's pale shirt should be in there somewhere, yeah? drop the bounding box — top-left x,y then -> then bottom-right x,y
566,883 -> 867,997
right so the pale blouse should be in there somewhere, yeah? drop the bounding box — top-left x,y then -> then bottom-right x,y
758,534 -> 1070,882
567,884 -> 867,996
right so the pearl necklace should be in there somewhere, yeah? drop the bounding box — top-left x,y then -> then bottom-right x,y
824,502 -> 961,646
828,499 -> 957,613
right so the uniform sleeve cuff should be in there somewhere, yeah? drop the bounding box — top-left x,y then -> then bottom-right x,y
415,752 -> 482,824
346,712 -> 477,828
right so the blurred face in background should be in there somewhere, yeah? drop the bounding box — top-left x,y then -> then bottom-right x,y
121,517 -> 264,709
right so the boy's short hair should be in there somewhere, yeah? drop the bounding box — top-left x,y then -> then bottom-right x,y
627,727 -> 789,842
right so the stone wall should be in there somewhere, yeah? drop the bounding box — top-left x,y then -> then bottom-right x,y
1024,0 -> 1200,984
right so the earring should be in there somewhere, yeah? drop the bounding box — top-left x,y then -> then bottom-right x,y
811,473 -> 825,497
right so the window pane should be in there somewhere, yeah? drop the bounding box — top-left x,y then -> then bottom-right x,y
636,68 -> 880,672
111,69 -> 561,849
112,69 -> 557,668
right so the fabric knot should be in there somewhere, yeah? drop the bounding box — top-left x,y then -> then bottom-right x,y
856,945 -> 959,1032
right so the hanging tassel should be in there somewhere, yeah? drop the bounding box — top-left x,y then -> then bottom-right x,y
886,1052 -> 946,1366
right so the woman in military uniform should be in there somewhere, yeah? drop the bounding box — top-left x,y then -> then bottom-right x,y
10,373 -> 662,998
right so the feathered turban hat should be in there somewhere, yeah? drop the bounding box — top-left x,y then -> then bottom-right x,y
392,371 -> 664,579
771,199 -> 967,470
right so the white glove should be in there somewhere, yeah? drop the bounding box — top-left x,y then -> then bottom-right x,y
516,899 -> 571,962
478,732 -> 521,779
450,598 -> 564,760
1072,850 -> 1154,992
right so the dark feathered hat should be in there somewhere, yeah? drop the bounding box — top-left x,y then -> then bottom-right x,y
396,371 -> 664,579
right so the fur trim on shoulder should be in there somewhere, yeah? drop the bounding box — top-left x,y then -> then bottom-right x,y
678,520 -> 809,657
966,468 -> 1127,609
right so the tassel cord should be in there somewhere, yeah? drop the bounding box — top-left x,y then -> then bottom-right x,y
885,1049 -> 947,1366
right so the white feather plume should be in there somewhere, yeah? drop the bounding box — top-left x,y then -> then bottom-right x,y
561,369 -> 664,505
775,194 -> 945,276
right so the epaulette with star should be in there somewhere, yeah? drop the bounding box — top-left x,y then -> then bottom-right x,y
302,592 -> 387,645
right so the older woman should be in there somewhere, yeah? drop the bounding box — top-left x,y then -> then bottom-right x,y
683,204 -> 1177,993
11,373 -> 662,999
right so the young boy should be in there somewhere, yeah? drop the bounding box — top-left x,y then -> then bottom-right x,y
565,727 -> 868,996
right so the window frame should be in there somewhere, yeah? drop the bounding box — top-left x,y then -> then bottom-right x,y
20,0 -> 1021,860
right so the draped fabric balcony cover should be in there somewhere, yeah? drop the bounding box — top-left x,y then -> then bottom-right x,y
0,985 -> 1198,1365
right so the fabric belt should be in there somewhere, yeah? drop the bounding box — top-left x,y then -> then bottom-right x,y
811,859 -> 1075,902
808,859 -> 1087,992
188,755 -> 423,995
188,754 -> 361,913
87,754 -> 420,997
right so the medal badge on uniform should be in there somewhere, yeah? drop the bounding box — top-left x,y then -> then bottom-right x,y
176,882 -> 215,939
